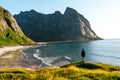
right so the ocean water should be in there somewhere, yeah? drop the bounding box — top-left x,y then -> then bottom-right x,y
23,39 -> 120,67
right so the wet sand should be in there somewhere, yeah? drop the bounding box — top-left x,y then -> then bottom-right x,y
0,45 -> 34,68
0,45 -> 50,69
0,46 -> 32,56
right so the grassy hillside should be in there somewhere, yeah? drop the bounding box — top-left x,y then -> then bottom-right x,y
0,62 -> 119,80
0,6 -> 34,46
0,28 -> 34,46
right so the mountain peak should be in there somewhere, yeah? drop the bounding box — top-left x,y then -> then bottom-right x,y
30,9 -> 37,13
54,11 -> 62,14
64,7 -> 77,15
14,7 -> 101,42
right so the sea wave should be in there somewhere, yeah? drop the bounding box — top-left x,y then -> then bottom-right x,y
33,49 -> 72,67
33,53 -> 52,66
64,56 -> 72,60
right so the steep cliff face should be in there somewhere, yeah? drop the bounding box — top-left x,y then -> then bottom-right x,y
0,6 -> 34,46
14,7 -> 101,42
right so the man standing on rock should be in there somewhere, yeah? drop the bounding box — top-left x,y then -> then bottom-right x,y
81,49 -> 85,61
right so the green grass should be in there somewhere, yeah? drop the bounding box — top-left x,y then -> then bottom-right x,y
61,61 -> 120,71
0,6 -> 34,47
0,28 -> 34,46
0,62 -> 119,80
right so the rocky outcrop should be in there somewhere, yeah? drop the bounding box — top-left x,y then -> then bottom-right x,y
0,6 -> 34,46
14,7 -> 101,42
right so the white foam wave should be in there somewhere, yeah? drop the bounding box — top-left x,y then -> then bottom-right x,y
33,53 -> 52,66
33,49 -> 72,67
64,56 -> 72,60
36,49 -> 40,53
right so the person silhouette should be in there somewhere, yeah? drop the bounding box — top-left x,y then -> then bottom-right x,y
81,49 -> 85,61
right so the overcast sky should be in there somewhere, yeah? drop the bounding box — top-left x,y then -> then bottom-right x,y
0,0 -> 120,39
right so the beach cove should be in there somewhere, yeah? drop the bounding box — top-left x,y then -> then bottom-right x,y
0,39 -> 120,69
0,45 -> 34,68
22,39 -> 120,67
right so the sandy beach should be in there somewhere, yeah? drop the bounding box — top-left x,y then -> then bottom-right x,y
0,44 -> 49,69
0,45 -> 32,56
0,45 -> 35,69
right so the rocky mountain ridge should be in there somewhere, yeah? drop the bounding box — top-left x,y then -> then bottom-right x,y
14,7 -> 101,42
0,6 -> 33,46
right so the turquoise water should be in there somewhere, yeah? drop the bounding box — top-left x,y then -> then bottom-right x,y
23,39 -> 120,66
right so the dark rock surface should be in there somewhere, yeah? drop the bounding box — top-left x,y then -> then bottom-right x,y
14,7 -> 101,42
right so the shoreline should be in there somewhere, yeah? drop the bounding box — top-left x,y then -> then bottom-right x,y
0,45 -> 33,56
36,39 -> 104,45
0,41 -> 120,69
